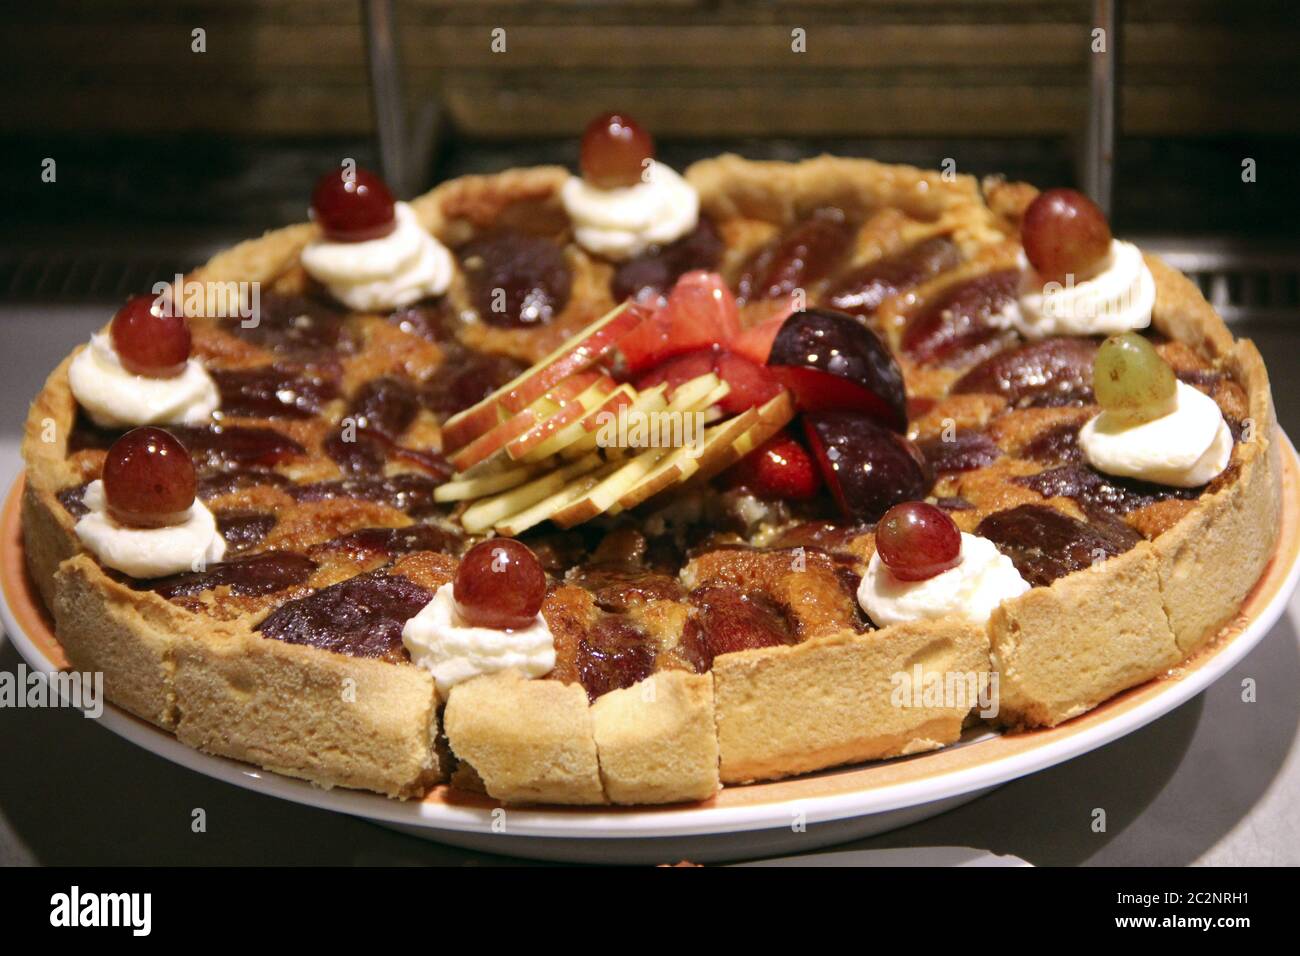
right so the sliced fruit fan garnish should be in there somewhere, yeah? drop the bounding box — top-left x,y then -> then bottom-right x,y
434,268 -> 914,537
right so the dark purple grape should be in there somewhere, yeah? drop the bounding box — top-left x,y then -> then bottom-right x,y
767,308 -> 908,431
802,411 -> 931,522
902,270 -> 1020,366
736,209 -> 854,303
460,232 -> 571,327
255,570 -> 433,662
826,236 -> 962,317
146,551 -> 317,600
610,218 -> 723,304
211,364 -> 339,419
875,501 -> 962,581
576,615 -> 656,699
952,337 -> 1097,408
916,429 -> 1002,473
975,504 -> 1140,587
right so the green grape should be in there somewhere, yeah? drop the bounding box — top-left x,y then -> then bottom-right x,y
1093,332 -> 1177,421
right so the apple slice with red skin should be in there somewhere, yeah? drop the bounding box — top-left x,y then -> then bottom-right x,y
766,308 -> 908,432
522,383 -> 636,462
504,374 -> 616,460
441,302 -> 641,451
803,410 -> 931,522
449,371 -> 607,471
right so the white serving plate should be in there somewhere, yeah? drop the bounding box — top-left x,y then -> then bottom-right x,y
4,440 -> 1297,864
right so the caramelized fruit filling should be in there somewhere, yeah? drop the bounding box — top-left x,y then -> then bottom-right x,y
54,187 -> 1244,696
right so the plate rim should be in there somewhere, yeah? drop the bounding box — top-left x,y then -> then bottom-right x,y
4,438 -> 1298,841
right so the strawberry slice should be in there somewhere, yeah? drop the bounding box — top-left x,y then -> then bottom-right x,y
723,430 -> 822,500
635,348 -> 782,414
730,298 -> 798,365
634,349 -> 717,396
619,271 -> 741,373
714,352 -> 782,415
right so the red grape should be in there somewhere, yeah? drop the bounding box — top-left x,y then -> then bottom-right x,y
1021,188 -> 1112,282
875,501 -> 962,582
102,427 -> 197,528
310,167 -> 396,242
453,538 -> 547,629
580,112 -> 654,189
110,294 -> 192,378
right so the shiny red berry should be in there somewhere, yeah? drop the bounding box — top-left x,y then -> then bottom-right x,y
110,294 -> 192,378
875,501 -> 962,582
454,538 -> 547,629
725,431 -> 821,500
580,112 -> 654,189
102,427 -> 197,528
310,166 -> 397,242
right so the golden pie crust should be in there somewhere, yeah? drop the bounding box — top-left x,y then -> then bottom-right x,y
20,155 -> 1281,805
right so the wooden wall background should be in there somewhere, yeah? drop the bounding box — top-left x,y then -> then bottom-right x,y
4,0 -> 1299,139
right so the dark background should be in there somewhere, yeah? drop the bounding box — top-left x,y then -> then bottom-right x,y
3,0 -> 1299,240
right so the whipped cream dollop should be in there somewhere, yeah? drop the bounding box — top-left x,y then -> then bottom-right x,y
301,201 -> 454,312
859,533 -> 1030,627
561,161 -> 699,261
1001,240 -> 1155,339
74,480 -> 226,579
402,583 -> 556,698
1079,380 -> 1232,487
68,333 -> 219,429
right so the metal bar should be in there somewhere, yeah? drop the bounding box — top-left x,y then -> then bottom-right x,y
1083,0 -> 1119,215
361,0 -> 411,197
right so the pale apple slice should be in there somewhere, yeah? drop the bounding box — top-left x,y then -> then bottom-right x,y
493,461 -> 622,537
606,373 -> 725,462
559,382 -> 668,461
610,406 -> 761,514
550,447 -> 672,528
434,459 -> 548,503
441,302 -> 640,451
548,378 -> 737,526
447,371 -> 604,472
461,453 -> 604,534
523,383 -> 636,463
689,389 -> 797,485
504,374 -> 617,461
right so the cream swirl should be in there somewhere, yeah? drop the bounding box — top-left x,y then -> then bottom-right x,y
301,201 -> 453,311
68,333 -> 219,429
1079,380 -> 1232,487
561,161 -> 699,261
1003,239 -> 1155,339
858,533 -> 1030,627
402,583 -> 556,698
74,480 -> 226,579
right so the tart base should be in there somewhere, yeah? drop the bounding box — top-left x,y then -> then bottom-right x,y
17,155 -> 1282,804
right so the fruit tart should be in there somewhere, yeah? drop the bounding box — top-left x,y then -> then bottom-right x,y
21,114 -> 1281,805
